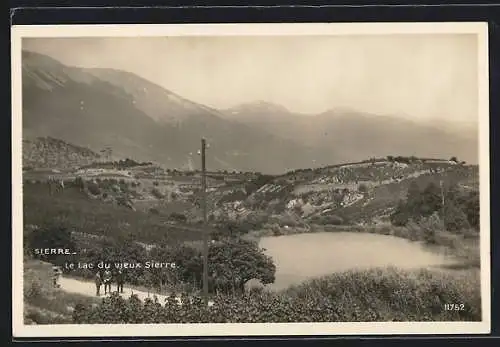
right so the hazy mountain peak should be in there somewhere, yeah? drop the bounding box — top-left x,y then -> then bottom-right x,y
22,50 -> 326,174
228,100 -> 292,115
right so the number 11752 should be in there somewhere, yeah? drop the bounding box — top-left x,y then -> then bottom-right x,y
444,303 -> 465,311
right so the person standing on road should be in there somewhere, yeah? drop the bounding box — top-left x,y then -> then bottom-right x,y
103,269 -> 112,294
95,271 -> 102,296
116,269 -> 124,294
52,266 -> 62,288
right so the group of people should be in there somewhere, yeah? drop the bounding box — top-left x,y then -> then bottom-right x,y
94,269 -> 125,296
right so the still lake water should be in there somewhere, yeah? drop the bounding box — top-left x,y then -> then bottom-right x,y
259,232 -> 457,291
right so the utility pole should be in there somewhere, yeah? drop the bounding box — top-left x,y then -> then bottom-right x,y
200,138 -> 209,305
440,180 -> 445,228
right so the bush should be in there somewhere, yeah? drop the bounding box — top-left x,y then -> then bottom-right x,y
390,201 -> 410,226
87,182 -> 101,195
444,202 -> 470,232
358,183 -> 368,193
169,212 -> 187,223
320,215 -> 344,226
25,280 -> 43,301
465,191 -> 479,229
151,188 -> 164,199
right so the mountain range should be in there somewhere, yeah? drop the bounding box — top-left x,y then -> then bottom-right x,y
21,50 -> 478,174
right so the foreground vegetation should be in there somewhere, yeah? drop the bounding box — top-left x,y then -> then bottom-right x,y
24,258 -> 101,324
72,267 -> 481,323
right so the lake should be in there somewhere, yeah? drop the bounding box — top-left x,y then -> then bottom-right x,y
259,232 -> 458,291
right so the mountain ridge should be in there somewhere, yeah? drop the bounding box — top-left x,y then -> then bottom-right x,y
22,50 -> 478,174
220,101 -> 479,165
22,50 -> 327,174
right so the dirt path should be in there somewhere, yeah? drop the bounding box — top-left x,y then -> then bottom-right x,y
59,276 -> 178,304
59,276 -> 216,306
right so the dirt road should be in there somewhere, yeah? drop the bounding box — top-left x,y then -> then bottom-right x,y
59,276 -> 179,304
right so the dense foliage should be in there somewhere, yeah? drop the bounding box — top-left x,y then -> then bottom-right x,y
151,238 -> 276,293
25,225 -> 77,265
390,181 -> 479,231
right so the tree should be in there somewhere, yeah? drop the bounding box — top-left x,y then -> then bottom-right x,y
171,238 -> 276,294
465,191 -> 480,229
420,182 -> 442,217
390,200 -> 410,226
79,235 -> 148,284
406,181 -> 422,216
26,225 -> 77,265
444,201 -> 470,232
208,238 -> 276,293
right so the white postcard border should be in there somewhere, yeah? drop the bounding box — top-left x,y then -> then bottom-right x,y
11,22 -> 491,337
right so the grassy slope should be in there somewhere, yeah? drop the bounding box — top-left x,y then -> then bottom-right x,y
244,161 -> 477,224
23,182 -> 204,245
23,137 -> 101,170
279,267 -> 481,322
23,258 -> 101,324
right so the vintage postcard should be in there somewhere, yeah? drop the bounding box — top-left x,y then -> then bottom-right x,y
11,23 -> 490,337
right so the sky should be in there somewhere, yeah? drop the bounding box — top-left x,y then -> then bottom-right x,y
23,35 -> 479,126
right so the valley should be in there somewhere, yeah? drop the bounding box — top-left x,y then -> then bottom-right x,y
19,48 -> 482,325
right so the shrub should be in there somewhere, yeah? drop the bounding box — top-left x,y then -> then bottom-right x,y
465,191 -> 479,229
151,188 -> 164,199
169,212 -> 187,223
321,215 -> 344,226
390,201 -> 410,226
25,280 -> 43,301
444,202 -> 470,232
87,182 -> 101,195
358,183 -> 368,193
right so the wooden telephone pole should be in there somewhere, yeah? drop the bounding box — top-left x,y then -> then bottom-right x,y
440,180 -> 445,227
200,138 -> 209,304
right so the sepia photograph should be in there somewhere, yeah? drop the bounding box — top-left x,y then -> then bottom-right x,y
11,23 -> 490,337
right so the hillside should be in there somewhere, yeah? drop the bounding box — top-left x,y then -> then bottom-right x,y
212,157 -> 478,226
23,137 -> 101,170
223,102 -> 479,166
22,51 -> 326,174
23,154 -> 478,247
